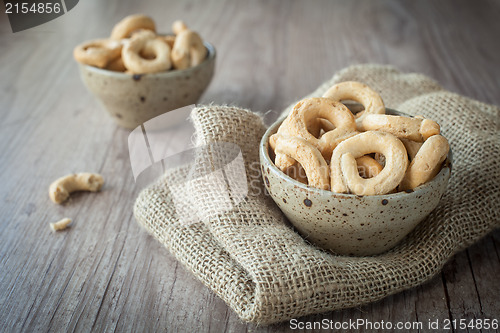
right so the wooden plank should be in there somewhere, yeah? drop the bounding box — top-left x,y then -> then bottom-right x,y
466,232 -> 500,326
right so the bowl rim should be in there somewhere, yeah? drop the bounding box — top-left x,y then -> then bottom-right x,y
260,108 -> 452,199
79,40 -> 216,78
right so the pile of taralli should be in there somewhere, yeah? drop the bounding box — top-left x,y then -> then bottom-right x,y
269,81 -> 450,196
73,14 -> 207,74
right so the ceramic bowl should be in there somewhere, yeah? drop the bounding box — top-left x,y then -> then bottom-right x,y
78,41 -> 216,129
259,109 -> 452,256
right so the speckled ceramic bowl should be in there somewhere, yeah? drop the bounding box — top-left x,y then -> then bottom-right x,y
78,41 -> 215,129
259,109 -> 452,256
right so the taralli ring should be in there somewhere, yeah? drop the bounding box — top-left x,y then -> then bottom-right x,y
172,20 -> 188,35
105,56 -> 127,72
122,30 -> 172,74
172,30 -> 208,69
284,97 -> 357,160
362,114 -> 440,142
400,138 -> 423,160
110,14 -> 156,40
322,81 -> 385,131
399,135 -> 449,190
73,39 -> 122,68
330,131 -> 409,195
271,116 -> 323,172
270,134 -> 330,190
286,163 -> 309,185
356,155 -> 383,179
162,35 -> 176,49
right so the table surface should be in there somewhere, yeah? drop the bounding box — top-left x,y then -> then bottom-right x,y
1,0 -> 499,332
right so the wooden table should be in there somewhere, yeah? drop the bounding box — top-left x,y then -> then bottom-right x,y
1,0 -> 499,331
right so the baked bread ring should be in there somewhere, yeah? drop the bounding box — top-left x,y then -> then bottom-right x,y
162,35 -> 176,49
400,138 -> 423,160
322,81 -> 385,131
271,116 -> 323,172
282,163 -> 308,185
270,134 -> 330,190
122,31 -> 172,74
399,135 -> 449,190
356,156 -> 383,179
110,14 -> 156,40
284,97 -> 357,160
73,39 -> 122,68
330,131 -> 409,195
362,114 -> 440,142
172,20 -> 188,35
105,56 -> 126,72
171,30 -> 208,69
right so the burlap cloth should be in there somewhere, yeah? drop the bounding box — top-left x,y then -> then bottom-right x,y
134,64 -> 500,325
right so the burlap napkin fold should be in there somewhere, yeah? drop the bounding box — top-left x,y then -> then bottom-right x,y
134,64 -> 500,325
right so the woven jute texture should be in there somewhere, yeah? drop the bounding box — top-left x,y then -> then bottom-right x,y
134,64 -> 500,325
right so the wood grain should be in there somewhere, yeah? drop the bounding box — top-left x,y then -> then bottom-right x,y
0,0 -> 499,332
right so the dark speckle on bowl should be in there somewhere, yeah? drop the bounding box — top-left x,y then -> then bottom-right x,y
264,176 -> 270,187
132,74 -> 142,81
382,199 -> 388,205
304,199 -> 312,207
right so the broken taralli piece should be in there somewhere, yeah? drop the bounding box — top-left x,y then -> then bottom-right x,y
50,218 -> 72,232
49,173 -> 104,204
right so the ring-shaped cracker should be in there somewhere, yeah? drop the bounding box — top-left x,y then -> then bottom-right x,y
271,116 -> 323,171
122,31 -> 172,74
322,81 -> 385,131
399,135 -> 449,190
400,138 -> 423,160
285,97 -> 357,160
356,156 -> 383,179
105,56 -> 126,72
330,131 -> 408,195
281,163 -> 309,185
362,114 -> 440,142
111,14 -> 156,40
73,39 -> 122,68
171,30 -> 208,69
172,20 -> 188,35
162,35 -> 176,49
270,134 -> 330,190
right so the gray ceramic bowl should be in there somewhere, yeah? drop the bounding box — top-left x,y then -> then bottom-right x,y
78,41 -> 215,129
259,109 -> 452,256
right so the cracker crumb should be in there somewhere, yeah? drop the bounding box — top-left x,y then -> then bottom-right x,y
50,218 -> 72,232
